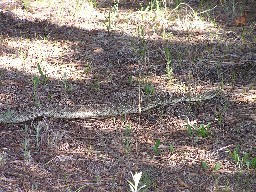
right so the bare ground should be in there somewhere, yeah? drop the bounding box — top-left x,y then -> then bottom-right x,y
0,0 -> 256,191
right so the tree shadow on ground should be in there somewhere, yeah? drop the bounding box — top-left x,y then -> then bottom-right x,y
0,4 -> 256,191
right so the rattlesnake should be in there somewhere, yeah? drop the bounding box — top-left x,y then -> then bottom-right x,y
0,90 -> 218,124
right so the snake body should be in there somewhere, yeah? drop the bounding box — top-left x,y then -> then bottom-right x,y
0,91 -> 217,124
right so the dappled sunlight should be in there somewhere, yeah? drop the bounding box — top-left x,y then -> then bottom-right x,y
0,35 -> 90,80
174,14 -> 215,33
0,0 -> 256,191
11,0 -> 105,26
229,88 -> 256,104
171,4 -> 217,34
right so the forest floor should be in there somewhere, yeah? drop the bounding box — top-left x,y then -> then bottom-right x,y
0,0 -> 256,191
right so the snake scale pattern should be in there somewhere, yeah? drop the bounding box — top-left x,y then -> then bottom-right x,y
0,90 -> 218,124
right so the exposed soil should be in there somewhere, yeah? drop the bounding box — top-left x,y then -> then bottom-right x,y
0,0 -> 255,191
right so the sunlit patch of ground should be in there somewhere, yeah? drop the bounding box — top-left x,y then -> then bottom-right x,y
0,0 -> 256,191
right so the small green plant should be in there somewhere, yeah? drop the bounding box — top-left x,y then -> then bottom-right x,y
152,139 -> 161,155
127,172 -> 146,192
229,146 -> 240,164
231,70 -> 237,86
242,152 -> 250,169
128,75 -> 133,85
104,1 -> 119,35
214,103 -> 227,127
137,24 -> 147,61
33,76 -> 40,92
84,63 -> 91,75
19,48 -> 28,61
229,146 -> 256,169
201,161 -> 208,170
187,124 -> 194,137
169,143 -> 174,154
37,63 -> 47,84
250,157 -> 256,169
143,84 -> 155,96
105,11 -> 112,35
214,163 -> 221,171
164,46 -> 173,83
187,122 -> 211,138
123,124 -> 132,154
112,0 -> 119,13
62,72 -> 72,93
124,124 -> 132,136
196,123 -> 210,138
42,28 -> 51,41
91,78 -> 100,91
148,0 -> 162,11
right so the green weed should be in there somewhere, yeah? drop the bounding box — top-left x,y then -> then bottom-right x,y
41,27 -> 51,41
152,139 -> 161,155
201,161 -> 208,170
123,124 -> 132,154
196,123 -> 210,138
104,1 -> 119,35
214,163 -> 221,171
250,157 -> 256,169
19,48 -> 28,61
143,83 -> 155,96
164,46 -> 173,83
229,146 -> 256,169
229,146 -> 240,164
169,143 -> 174,154
136,24 -> 147,62
187,124 -> 194,138
83,63 -> 91,75
143,0 -> 162,12
37,63 -> 47,84
187,122 -> 211,138
214,103 -> 227,127
33,76 -> 40,105
128,75 -> 133,85
91,77 -> 100,91
62,72 -> 72,93
105,11 -> 112,35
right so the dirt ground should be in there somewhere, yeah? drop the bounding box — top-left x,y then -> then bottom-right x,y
0,0 -> 256,191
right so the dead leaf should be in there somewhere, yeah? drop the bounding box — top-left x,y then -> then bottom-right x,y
177,178 -> 190,189
93,47 -> 103,53
234,16 -> 247,26
234,10 -> 249,27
